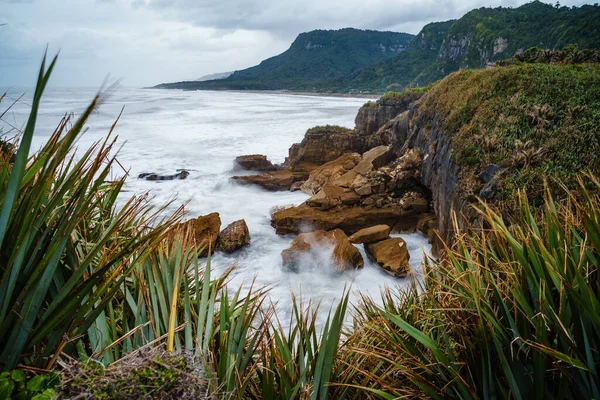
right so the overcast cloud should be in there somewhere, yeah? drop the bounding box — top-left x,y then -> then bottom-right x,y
0,0 -> 590,87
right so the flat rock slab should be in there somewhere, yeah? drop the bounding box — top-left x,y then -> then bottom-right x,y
349,224 -> 391,244
271,203 -> 415,236
365,237 -> 410,277
232,170 -> 308,191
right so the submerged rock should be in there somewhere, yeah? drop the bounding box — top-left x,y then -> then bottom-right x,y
234,154 -> 277,172
365,237 -> 410,277
139,171 -> 190,180
217,219 -> 250,253
281,229 -> 364,272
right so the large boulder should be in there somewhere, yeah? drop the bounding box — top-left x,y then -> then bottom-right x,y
217,219 -> 250,253
300,153 -> 361,195
234,154 -> 277,172
284,126 -> 367,171
353,146 -> 394,176
365,237 -> 411,277
349,225 -> 391,244
281,229 -> 364,272
271,203 -> 416,236
232,170 -> 307,191
178,212 -> 221,257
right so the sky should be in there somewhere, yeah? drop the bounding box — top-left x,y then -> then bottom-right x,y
0,0 -> 591,87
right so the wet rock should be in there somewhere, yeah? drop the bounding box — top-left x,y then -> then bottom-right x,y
139,171 -> 190,181
290,181 -> 305,192
284,126 -> 366,171
232,170 -> 307,191
281,229 -> 364,272
217,219 -> 250,253
300,153 -> 361,195
365,237 -> 411,277
178,212 -> 221,257
416,213 -> 437,236
234,154 -> 277,172
478,164 -> 502,183
271,203 -> 416,236
348,224 -> 391,244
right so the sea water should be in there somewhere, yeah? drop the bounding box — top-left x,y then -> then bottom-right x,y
1,86 -> 431,321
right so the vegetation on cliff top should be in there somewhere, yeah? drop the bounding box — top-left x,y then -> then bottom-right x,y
416,56 -> 600,208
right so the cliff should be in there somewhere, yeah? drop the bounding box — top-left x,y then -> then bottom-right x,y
270,54 -> 600,253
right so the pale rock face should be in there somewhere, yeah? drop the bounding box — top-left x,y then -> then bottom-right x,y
493,37 -> 508,55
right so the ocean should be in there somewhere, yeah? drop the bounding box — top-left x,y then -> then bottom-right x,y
2,86 -> 431,322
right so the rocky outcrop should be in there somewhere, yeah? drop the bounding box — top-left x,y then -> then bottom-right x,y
354,93 -> 422,137
234,155 -> 277,172
349,225 -> 391,244
216,219 -> 250,253
271,203 -> 418,235
232,170 -> 306,191
281,229 -> 364,272
283,126 -> 367,172
178,212 -> 221,257
301,153 -> 361,195
365,237 -> 410,277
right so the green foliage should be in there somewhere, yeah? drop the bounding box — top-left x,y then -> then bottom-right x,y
0,55 -> 182,371
344,178 -> 600,398
0,370 -> 59,400
156,2 -> 600,93
306,125 -> 354,135
415,62 -> 600,208
155,28 -> 413,91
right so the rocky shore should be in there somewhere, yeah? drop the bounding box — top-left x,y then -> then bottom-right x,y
181,88 -> 506,276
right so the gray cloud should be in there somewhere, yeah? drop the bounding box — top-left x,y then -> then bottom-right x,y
0,0 -> 591,87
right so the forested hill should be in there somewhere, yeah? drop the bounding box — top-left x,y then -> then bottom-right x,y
155,28 -> 414,90
154,1 -> 600,93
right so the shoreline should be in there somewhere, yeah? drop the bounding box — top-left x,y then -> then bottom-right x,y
148,86 -> 380,99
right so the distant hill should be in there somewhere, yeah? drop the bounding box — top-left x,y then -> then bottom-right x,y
196,71 -> 233,81
155,28 -> 414,90
154,1 -> 600,93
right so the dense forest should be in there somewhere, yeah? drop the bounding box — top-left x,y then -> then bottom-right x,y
155,1 -> 600,93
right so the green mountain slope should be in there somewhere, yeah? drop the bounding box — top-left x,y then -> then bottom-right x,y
155,28 -> 414,90
154,1 -> 600,93
328,1 -> 600,92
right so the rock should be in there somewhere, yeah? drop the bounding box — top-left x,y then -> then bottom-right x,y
300,153 -> 361,195
290,181 -> 305,192
339,191 -> 361,205
416,213 -> 436,235
354,93 -> 422,136
271,203 -> 417,235
234,154 -> 277,172
281,229 -> 364,272
284,126 -> 367,172
349,225 -> 391,244
216,219 -> 250,253
353,146 -> 394,176
479,177 -> 498,200
478,164 -> 502,183
365,237 -> 411,277
178,212 -> 221,257
139,171 -> 189,181
232,170 -> 307,191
